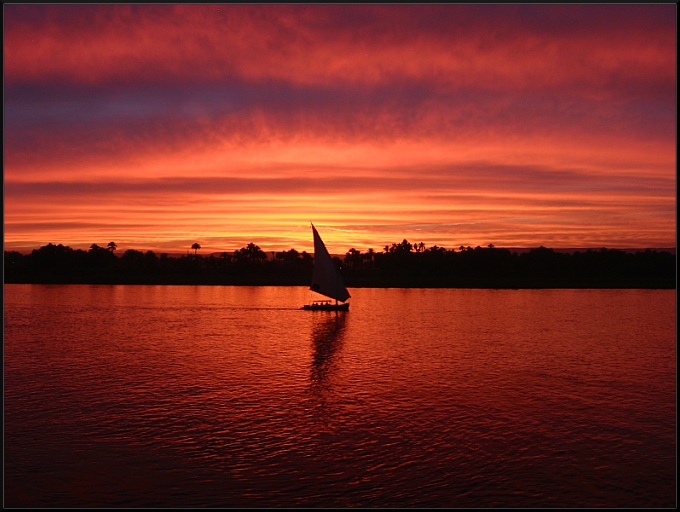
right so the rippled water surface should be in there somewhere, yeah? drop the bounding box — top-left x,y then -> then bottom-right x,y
4,285 -> 676,507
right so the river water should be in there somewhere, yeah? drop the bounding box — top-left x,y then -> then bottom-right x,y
4,285 -> 676,507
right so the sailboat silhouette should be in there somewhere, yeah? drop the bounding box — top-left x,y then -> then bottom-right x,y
302,224 -> 350,311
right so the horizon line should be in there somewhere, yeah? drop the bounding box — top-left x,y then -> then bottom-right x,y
5,243 -> 676,257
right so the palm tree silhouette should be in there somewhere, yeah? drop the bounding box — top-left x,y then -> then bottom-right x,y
107,241 -> 117,252
191,243 -> 201,256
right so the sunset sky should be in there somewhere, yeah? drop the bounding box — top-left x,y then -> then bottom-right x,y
4,4 -> 676,255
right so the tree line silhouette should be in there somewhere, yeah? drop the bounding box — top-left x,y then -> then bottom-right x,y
4,240 -> 676,288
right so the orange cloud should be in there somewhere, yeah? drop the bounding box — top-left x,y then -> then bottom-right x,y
3,4 -> 676,254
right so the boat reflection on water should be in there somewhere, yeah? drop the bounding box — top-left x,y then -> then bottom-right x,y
310,312 -> 346,386
308,312 -> 347,430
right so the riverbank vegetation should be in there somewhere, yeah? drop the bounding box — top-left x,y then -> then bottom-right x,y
4,241 -> 676,288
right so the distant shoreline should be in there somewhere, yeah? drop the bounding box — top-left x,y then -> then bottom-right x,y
4,277 -> 675,290
5,243 -> 676,290
5,247 -> 677,258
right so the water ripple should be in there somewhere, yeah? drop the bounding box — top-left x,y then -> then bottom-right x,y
4,285 -> 676,508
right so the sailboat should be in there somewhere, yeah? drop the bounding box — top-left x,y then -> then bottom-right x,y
302,224 -> 351,311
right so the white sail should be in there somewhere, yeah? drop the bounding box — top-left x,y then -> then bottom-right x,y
310,224 -> 350,303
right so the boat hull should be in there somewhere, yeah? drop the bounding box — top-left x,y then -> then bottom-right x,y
302,302 -> 349,311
